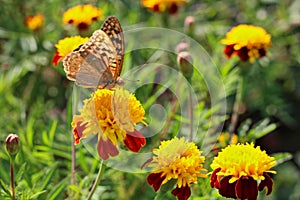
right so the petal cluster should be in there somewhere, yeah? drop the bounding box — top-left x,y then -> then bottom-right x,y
221,24 -> 272,63
52,36 -> 88,65
142,0 -> 186,14
72,88 -> 146,160
147,137 -> 207,200
24,14 -> 44,30
63,4 -> 103,31
210,143 -> 276,200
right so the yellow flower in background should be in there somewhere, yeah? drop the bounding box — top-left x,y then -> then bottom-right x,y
63,4 -> 103,31
142,0 -> 186,14
72,88 -> 147,160
221,24 -> 272,63
52,36 -> 88,65
210,143 -> 276,200
147,137 -> 207,200
24,14 -> 44,30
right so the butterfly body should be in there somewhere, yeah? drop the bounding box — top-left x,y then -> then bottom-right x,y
63,16 -> 124,89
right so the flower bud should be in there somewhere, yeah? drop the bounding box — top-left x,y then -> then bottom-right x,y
5,134 -> 20,156
184,16 -> 195,35
177,51 -> 193,82
176,42 -> 189,54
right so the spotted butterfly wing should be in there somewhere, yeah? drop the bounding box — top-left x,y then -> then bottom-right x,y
63,16 -> 124,89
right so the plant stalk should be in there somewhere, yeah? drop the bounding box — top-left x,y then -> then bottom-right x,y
87,160 -> 105,200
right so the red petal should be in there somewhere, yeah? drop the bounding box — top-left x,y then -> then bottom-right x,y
258,173 -> 273,195
237,47 -> 250,61
147,172 -> 165,192
97,138 -> 119,160
124,129 -> 146,152
73,121 -> 87,145
171,185 -> 191,200
52,51 -> 63,65
219,176 -> 237,199
223,45 -> 235,58
236,176 -> 258,200
210,168 -> 221,188
169,3 -> 178,14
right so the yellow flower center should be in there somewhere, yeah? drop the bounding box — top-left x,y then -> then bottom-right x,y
79,88 -> 146,145
210,143 -> 276,183
63,4 -> 103,27
149,137 -> 207,188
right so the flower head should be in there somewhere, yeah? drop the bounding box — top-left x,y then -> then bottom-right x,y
52,36 -> 88,65
147,137 -> 207,200
72,88 -> 146,160
24,14 -> 44,30
6,134 -> 20,157
142,0 -> 186,14
221,24 -> 272,63
210,143 -> 276,200
63,4 -> 103,31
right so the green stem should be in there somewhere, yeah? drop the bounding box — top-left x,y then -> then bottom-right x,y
188,86 -> 193,142
87,160 -> 105,200
10,159 -> 15,200
229,76 -> 244,137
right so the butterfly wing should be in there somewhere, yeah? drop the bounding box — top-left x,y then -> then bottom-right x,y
101,16 -> 124,80
63,29 -> 117,88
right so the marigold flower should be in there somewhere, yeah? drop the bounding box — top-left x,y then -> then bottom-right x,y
210,143 -> 276,200
142,0 -> 186,14
147,137 -> 207,200
72,88 -> 146,160
63,4 -> 103,31
52,36 -> 88,65
221,24 -> 272,63
24,14 -> 44,30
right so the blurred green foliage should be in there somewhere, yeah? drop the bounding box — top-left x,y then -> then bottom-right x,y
0,0 -> 299,199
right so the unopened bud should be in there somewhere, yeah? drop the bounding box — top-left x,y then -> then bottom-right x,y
184,16 -> 195,35
5,134 -> 20,156
176,42 -> 189,54
177,51 -> 193,82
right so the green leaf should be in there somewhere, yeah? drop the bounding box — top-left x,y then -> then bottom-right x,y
0,179 -> 10,196
38,162 -> 58,191
46,177 -> 68,200
272,152 -> 293,166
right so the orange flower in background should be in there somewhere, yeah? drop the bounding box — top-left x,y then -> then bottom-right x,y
210,143 -> 276,200
142,0 -> 186,14
63,4 -> 103,31
72,88 -> 147,160
221,24 -> 272,63
24,14 -> 44,30
52,36 -> 88,65
147,137 -> 207,200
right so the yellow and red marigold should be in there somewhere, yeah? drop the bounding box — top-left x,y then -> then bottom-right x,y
24,14 -> 44,31
72,88 -> 146,160
147,137 -> 207,200
63,4 -> 103,31
142,0 -> 186,14
52,36 -> 88,65
221,24 -> 272,63
210,143 -> 276,200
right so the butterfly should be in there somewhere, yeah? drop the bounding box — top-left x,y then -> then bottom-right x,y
63,16 -> 124,89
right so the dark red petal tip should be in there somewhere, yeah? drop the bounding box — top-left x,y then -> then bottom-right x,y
171,185 -> 191,200
258,173 -> 273,195
219,176 -> 237,199
97,138 -> 119,160
124,129 -> 146,152
236,176 -> 258,200
147,172 -> 165,192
